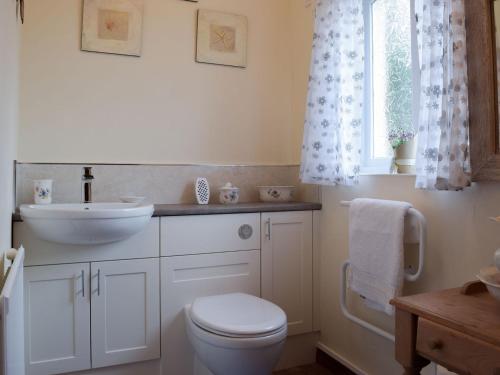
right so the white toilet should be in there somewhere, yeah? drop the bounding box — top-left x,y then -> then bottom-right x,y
185,293 -> 287,375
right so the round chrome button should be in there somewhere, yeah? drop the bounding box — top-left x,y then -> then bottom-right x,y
238,224 -> 253,240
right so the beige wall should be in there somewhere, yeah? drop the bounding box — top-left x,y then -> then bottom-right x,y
18,0 -> 308,165
319,178 -> 500,374
290,0 -> 314,160
285,3 -> 500,374
0,0 -> 20,250
21,2 -> 500,374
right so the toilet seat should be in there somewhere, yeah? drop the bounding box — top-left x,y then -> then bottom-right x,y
186,309 -> 287,350
184,294 -> 288,375
189,293 -> 287,338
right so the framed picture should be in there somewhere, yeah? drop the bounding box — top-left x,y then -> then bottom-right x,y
81,0 -> 144,57
196,10 -> 248,68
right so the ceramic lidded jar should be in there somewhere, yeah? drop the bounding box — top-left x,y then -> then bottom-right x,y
219,183 -> 240,204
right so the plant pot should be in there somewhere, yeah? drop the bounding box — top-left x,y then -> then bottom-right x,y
395,139 -> 417,174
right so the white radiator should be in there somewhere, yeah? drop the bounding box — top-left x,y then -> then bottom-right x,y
0,247 -> 25,375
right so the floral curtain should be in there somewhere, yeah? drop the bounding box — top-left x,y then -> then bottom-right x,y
300,0 -> 364,186
414,0 -> 470,190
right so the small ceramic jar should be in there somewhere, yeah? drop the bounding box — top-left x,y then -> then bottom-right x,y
219,183 -> 240,204
34,179 -> 53,204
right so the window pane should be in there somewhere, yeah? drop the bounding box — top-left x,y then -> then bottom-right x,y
372,0 -> 413,159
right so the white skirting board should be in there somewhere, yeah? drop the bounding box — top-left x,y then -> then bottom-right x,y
316,342 -> 439,375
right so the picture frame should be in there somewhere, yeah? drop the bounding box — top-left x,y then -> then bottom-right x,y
81,0 -> 144,57
196,9 -> 248,68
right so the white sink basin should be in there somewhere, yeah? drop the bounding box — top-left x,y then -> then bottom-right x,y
20,203 -> 154,245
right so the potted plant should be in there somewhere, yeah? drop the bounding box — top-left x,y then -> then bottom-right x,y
383,5 -> 415,174
389,127 -> 416,174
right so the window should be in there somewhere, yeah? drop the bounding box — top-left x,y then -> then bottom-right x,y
362,0 -> 418,173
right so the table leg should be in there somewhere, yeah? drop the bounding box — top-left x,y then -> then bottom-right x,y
395,309 -> 429,375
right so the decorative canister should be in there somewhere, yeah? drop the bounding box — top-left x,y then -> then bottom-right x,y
195,177 -> 210,205
219,183 -> 240,204
34,179 -> 53,204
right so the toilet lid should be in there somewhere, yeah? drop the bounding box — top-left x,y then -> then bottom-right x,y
190,293 -> 287,337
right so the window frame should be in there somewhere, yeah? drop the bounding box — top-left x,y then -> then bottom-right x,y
360,0 -> 420,175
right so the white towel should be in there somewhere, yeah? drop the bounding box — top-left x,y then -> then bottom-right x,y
348,198 -> 411,315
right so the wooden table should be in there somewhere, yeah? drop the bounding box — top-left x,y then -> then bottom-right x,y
391,282 -> 500,375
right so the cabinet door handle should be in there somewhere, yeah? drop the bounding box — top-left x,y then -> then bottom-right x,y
81,270 -> 85,298
265,218 -> 271,240
97,269 -> 101,296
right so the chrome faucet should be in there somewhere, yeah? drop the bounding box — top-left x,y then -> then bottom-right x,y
82,167 -> 94,203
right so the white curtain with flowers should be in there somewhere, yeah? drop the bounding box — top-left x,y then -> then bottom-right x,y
300,0 -> 364,186
414,0 -> 471,190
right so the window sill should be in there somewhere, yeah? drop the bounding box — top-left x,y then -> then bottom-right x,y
360,158 -> 416,177
359,172 -> 416,177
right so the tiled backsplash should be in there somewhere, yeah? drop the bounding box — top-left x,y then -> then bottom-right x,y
15,163 -> 320,206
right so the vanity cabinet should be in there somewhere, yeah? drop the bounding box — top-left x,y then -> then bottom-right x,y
24,263 -> 91,375
23,258 -> 160,375
261,211 -> 313,336
159,210 -> 318,375
16,207 -> 320,375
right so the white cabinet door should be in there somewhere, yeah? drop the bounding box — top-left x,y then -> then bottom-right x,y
24,263 -> 91,375
161,251 -> 261,375
91,258 -> 160,368
261,211 -> 313,336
